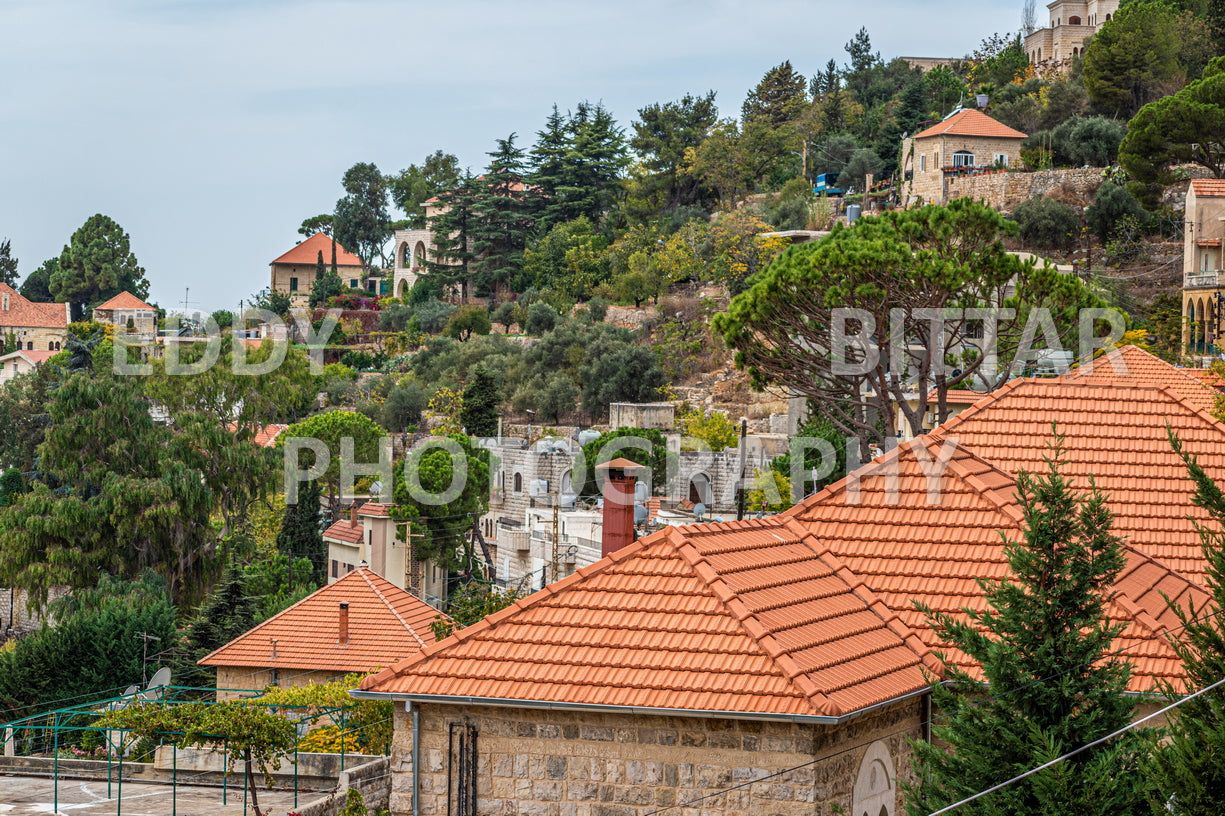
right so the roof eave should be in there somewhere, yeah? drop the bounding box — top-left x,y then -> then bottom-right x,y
348,685 -> 932,726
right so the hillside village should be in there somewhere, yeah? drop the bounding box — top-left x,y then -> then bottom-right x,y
7,1 -> 1225,814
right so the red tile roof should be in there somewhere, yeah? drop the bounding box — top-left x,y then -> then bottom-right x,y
361,517 -> 934,720
200,567 -> 442,673
1061,345 -> 1218,413
0,349 -> 58,365
324,516 -> 364,544
358,502 -> 391,518
270,232 -> 364,268
253,423 -> 288,448
1190,179 -> 1225,198
0,284 -> 69,329
359,347 -> 1221,713
94,291 -> 155,311
913,108 -> 1027,140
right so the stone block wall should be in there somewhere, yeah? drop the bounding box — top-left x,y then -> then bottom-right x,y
0,586 -> 68,640
387,701 -> 921,816
214,665 -> 346,701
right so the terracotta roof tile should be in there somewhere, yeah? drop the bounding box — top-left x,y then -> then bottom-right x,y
0,350 -> 58,365
323,517 -> 363,544
0,284 -> 69,329
200,567 -> 443,673
913,108 -> 1026,140
94,291 -> 155,311
1061,345 -> 1217,412
1191,179 -> 1225,198
361,518 -> 929,719
270,233 -> 364,268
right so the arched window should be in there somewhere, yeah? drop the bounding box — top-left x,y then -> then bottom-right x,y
1069,15 -> 1081,24
48,341 -> 54,350
414,241 -> 427,268
396,241 -> 409,268
1106,12 -> 1111,20
513,472 -> 523,493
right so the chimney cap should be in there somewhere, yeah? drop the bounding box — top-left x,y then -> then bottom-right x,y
595,458 -> 646,471
339,600 -> 349,609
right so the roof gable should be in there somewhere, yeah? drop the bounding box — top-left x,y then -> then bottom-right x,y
94,291 -> 155,311
200,567 -> 441,673
361,519 -> 931,719
0,283 -> 69,329
270,232 -> 364,268
913,108 -> 1027,140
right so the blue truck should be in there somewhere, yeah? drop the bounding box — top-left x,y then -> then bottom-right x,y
813,172 -> 845,196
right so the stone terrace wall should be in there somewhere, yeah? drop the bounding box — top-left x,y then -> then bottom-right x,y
946,167 -> 1106,212
388,701 -> 921,816
293,756 -> 392,816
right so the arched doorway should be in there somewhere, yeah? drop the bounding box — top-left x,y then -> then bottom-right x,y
688,473 -> 711,506
852,740 -> 896,816
398,278 -> 410,298
396,241 -> 409,269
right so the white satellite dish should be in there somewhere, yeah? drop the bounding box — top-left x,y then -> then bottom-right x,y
146,667 -> 171,690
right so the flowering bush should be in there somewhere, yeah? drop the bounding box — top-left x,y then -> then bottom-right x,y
327,293 -> 382,311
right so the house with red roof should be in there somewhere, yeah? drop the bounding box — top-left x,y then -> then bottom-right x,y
0,283 -> 70,355
324,503 -> 448,604
1181,178 -> 1225,354
0,349 -> 58,384
270,232 -> 375,306
903,108 -> 1027,206
199,565 -> 445,700
92,291 -> 157,339
354,347 -> 1221,816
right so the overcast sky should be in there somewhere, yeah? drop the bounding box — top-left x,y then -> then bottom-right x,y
0,0 -> 1023,313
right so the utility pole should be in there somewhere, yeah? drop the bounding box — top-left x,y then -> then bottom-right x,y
736,420 -> 748,521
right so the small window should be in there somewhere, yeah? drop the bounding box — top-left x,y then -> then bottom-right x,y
48,341 -> 54,350
349,279 -> 359,288
1069,15 -> 1081,24
331,559 -> 338,578
513,473 -> 523,493
269,668 -> 279,687
920,155 -> 926,172
289,277 -> 299,292
346,562 -> 355,573
995,154 -> 1008,167
952,151 -> 975,168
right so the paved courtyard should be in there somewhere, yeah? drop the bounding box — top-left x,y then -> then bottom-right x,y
0,775 -> 305,815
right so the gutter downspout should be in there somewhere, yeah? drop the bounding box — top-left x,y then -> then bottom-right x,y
411,703 -> 420,816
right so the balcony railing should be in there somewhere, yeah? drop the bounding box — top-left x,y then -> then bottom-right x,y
1185,272 -> 1220,289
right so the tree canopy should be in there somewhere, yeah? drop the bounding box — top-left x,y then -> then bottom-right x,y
333,162 -> 390,268
51,214 -> 150,320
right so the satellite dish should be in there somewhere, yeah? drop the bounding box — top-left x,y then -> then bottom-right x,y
123,685 -> 140,698
634,503 -> 649,524
694,502 -> 706,521
369,480 -> 383,498
147,667 -> 171,690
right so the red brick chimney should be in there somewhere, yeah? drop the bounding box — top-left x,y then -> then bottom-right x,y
597,458 -> 642,558
349,504 -> 358,528
338,601 -> 350,645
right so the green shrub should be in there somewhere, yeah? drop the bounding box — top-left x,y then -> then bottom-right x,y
1013,196 -> 1080,250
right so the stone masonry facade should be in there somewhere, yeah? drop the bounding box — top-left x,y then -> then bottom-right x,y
387,701 -> 922,816
907,135 -> 1026,205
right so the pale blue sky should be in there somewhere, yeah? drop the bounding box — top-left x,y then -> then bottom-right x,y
0,0 -> 1023,313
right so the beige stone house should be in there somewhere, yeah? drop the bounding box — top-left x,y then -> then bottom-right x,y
902,108 -> 1026,206
1182,178 -> 1225,353
199,565 -> 442,700
0,284 -> 69,353
1025,0 -> 1120,69
92,291 -> 157,339
356,349 -> 1217,816
270,232 -> 375,306
0,349 -> 58,385
324,502 -> 448,605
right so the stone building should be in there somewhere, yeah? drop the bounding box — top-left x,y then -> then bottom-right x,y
902,108 -> 1026,206
0,283 -> 69,353
269,232 -> 375,306
92,291 -> 157,339
199,565 -> 442,700
1181,178 -> 1225,353
0,349 -> 57,385
1024,0 -> 1119,68
355,348 -> 1216,816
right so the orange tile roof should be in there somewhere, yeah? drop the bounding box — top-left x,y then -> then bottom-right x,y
94,291 -> 154,311
1061,345 -> 1218,413
200,567 -> 442,673
913,108 -> 1026,140
0,284 -> 69,329
358,502 -> 391,518
324,516 -> 364,544
361,517 -> 934,720
1190,178 -> 1225,198
0,349 -> 58,365
253,423 -> 288,448
270,232 -> 364,268
1186,367 -> 1225,388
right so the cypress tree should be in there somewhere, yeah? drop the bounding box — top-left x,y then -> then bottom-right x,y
905,435 -> 1146,816
275,479 -> 326,585
459,367 -> 501,437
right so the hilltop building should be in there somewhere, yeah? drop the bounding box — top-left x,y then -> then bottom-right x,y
269,233 -> 376,306
902,108 -> 1026,206
1182,179 -> 1225,354
0,283 -> 69,353
1024,0 -> 1120,68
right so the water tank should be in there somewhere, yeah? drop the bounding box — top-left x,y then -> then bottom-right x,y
847,204 -> 862,224
577,430 -> 601,447
634,481 -> 649,502
634,503 -> 649,525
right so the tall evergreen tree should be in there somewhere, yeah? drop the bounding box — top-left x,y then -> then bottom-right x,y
426,171 -> 479,299
742,60 -> 808,126
1143,432 -> 1225,813
0,239 -> 17,287
276,479 -> 326,585
629,91 -> 719,213
181,563 -> 262,687
19,257 -> 56,302
388,150 -> 461,229
51,214 -> 151,320
309,248 -> 344,308
459,367 -> 501,437
470,134 -> 538,296
530,105 -> 570,227
904,437 -> 1146,816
